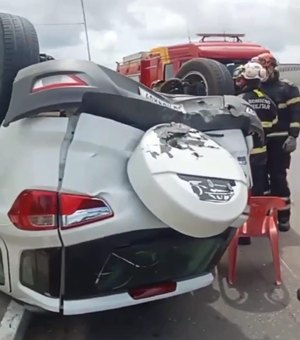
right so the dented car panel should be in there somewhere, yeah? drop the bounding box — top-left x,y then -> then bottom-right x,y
0,59 -> 256,314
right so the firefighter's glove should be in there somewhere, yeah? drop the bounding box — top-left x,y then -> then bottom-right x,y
282,136 -> 297,153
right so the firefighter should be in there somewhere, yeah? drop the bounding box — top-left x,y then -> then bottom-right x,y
233,62 -> 278,196
232,61 -> 278,245
252,53 -> 300,232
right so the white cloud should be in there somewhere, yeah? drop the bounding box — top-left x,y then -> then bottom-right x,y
276,45 -> 300,64
84,29 -> 118,52
128,2 -> 187,40
1,0 -> 300,69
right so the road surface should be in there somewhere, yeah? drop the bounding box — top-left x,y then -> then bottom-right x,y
23,147 -> 300,340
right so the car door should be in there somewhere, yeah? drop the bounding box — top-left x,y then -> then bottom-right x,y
57,113 -> 147,314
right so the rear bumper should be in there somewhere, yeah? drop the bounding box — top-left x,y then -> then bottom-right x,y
62,272 -> 214,315
7,227 -> 235,314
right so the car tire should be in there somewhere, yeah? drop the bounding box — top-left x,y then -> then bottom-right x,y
0,12 -> 40,123
175,58 -> 235,95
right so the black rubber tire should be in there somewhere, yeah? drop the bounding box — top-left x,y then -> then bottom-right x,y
0,12 -> 40,123
160,78 -> 185,94
175,58 -> 235,95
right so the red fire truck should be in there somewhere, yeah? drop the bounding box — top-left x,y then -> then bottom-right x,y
116,33 -> 271,95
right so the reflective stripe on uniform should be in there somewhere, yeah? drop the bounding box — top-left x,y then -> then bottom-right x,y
262,121 -> 273,128
250,146 -> 267,154
253,89 -> 265,97
290,122 -> 300,128
286,96 -> 300,106
278,96 -> 300,109
267,131 -> 289,137
262,117 -> 278,128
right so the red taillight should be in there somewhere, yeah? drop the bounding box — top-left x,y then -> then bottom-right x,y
129,282 -> 177,300
8,190 -> 113,231
60,193 -> 113,229
8,190 -> 58,231
32,74 -> 87,93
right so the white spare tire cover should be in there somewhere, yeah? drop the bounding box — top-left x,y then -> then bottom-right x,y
127,123 -> 248,238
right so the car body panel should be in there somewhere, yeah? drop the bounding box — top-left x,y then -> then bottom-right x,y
63,273 -> 214,315
0,117 -> 68,311
58,113 -> 166,247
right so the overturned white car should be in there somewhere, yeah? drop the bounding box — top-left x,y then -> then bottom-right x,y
0,12 -> 262,315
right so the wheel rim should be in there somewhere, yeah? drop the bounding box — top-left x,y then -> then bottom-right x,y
181,71 -> 209,95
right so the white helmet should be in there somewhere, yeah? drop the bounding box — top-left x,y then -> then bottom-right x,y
233,62 -> 267,81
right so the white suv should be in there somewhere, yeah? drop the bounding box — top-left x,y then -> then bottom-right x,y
0,57 -> 261,315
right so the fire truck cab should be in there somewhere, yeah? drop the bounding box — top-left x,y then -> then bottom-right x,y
116,33 -> 270,89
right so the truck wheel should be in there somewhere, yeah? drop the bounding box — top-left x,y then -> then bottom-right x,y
0,12 -> 40,123
175,58 -> 235,96
159,78 -> 185,94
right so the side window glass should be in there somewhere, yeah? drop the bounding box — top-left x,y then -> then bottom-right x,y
164,64 -> 174,80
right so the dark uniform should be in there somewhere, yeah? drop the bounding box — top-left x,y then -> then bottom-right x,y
238,87 -> 278,195
261,72 -> 300,225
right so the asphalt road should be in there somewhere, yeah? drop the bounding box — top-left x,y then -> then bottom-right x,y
24,147 -> 300,340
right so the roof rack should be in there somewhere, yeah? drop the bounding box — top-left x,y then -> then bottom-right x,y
196,33 -> 245,42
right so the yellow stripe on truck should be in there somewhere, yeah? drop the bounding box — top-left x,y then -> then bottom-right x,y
150,47 -> 170,64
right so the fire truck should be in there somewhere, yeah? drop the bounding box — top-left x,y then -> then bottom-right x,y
116,33 -> 272,94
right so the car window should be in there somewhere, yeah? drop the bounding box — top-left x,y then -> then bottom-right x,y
164,63 -> 174,80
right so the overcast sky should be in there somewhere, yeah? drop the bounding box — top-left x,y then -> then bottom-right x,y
0,0 -> 299,69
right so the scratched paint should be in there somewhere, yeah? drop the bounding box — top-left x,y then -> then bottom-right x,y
147,123 -> 219,159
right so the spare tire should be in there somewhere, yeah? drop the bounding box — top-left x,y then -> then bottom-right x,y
0,12 -> 40,123
127,123 -> 248,238
175,58 -> 235,96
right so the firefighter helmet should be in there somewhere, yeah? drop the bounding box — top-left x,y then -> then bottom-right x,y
251,52 -> 278,68
233,62 -> 267,81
